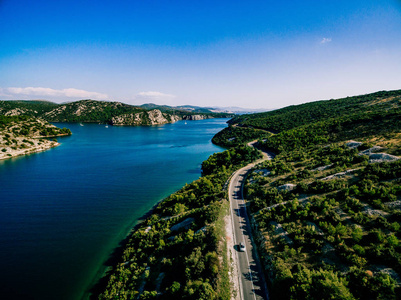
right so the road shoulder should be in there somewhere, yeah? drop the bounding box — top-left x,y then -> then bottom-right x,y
225,213 -> 241,300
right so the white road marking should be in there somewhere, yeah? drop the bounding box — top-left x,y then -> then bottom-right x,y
229,169 -> 244,300
230,167 -> 257,300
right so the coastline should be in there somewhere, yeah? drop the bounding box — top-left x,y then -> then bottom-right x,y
0,131 -> 72,161
0,140 -> 60,161
0,119 -> 231,300
0,116 -> 71,161
81,120 -> 232,299
85,191 -> 181,300
87,143 -> 263,299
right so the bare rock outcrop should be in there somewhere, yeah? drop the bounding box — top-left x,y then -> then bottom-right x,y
384,200 -> 401,210
321,169 -> 357,181
345,140 -> 363,149
147,109 -> 180,125
368,153 -> 400,164
182,114 -> 211,121
277,183 -> 297,192
111,109 -> 180,126
170,217 -> 195,232
358,146 -> 383,156
4,108 -> 31,116
313,164 -> 333,171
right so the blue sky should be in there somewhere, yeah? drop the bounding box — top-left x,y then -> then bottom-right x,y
1,0 -> 401,108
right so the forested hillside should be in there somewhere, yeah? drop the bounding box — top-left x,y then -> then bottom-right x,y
0,100 -> 59,116
94,146 -> 262,300
94,89 -> 401,299
226,90 -> 401,133
0,99 -> 232,125
213,89 -> 401,299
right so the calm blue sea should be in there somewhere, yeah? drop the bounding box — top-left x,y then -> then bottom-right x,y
0,119 -> 228,300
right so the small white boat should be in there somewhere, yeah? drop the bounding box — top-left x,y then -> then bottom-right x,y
80,123 -> 84,126
105,125 -> 108,128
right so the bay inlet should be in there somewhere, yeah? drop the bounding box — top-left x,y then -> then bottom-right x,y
0,119 -> 228,300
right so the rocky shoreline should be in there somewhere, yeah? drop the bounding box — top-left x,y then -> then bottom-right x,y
0,116 -> 71,161
0,139 -> 60,160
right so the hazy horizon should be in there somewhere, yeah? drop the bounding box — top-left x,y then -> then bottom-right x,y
1,0 -> 401,109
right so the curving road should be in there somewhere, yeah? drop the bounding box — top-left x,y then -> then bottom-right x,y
228,143 -> 273,300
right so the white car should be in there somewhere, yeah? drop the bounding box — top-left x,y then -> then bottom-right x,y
239,242 -> 246,252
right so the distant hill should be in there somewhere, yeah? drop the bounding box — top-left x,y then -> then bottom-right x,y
140,103 -> 270,115
0,99 -> 233,125
211,106 -> 272,114
139,103 -> 235,117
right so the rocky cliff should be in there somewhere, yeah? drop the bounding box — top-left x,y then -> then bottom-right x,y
182,114 -> 212,120
110,109 -> 181,126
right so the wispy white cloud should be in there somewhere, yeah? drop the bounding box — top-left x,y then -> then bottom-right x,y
320,37 -> 332,44
137,91 -> 175,99
0,87 -> 108,101
135,91 -> 176,101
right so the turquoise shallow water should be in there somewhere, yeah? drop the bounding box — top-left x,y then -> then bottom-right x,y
0,119 -> 228,300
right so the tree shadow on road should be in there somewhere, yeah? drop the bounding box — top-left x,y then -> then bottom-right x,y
242,266 -> 268,299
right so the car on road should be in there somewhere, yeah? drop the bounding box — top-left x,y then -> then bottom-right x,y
239,242 -> 246,252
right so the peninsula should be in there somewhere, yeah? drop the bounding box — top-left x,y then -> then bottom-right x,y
0,115 -> 71,160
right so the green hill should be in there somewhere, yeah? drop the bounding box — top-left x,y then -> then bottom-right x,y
0,99 -> 233,125
213,89 -> 401,299
227,89 -> 401,133
42,99 -> 144,123
0,100 -> 59,117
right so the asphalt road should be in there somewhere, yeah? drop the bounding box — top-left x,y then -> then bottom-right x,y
229,148 -> 273,300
